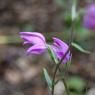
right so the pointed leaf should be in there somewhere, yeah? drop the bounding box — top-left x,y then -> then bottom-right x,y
47,45 -> 58,64
43,68 -> 52,90
72,42 -> 91,54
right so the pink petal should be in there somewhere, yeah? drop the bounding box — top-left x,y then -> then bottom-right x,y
52,37 -> 68,51
21,35 -> 45,45
27,44 -> 46,55
83,4 -> 95,30
51,43 -> 71,64
20,32 -> 46,42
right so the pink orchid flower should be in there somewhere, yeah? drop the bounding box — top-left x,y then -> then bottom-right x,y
20,32 -> 46,54
52,37 -> 71,64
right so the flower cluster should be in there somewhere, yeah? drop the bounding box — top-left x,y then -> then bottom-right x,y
20,32 -> 71,64
83,4 -> 95,30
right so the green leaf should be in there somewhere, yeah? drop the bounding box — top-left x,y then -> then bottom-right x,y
43,68 -> 52,90
72,42 -> 91,54
71,0 -> 77,21
67,76 -> 86,92
47,45 -> 58,64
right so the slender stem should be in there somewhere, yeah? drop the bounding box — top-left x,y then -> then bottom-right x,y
51,11 -> 76,95
58,68 -> 70,95
51,1 -> 77,95
69,20 -> 76,55
51,48 -> 70,95
51,20 -> 75,95
61,77 -> 69,95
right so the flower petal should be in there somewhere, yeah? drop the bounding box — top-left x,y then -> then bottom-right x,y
20,32 -> 46,43
58,51 -> 71,64
51,38 -> 71,64
27,44 -> 46,55
21,35 -> 45,45
52,48 -> 71,64
52,37 -> 68,51
83,4 -> 95,30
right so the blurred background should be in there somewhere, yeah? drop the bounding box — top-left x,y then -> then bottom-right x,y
0,0 -> 95,95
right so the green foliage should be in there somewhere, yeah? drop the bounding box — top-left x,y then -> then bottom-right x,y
47,45 -> 58,64
43,68 -> 52,90
72,42 -> 91,54
67,76 -> 86,93
63,12 -> 72,26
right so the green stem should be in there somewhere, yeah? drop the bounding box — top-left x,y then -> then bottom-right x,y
51,20 -> 75,95
51,1 -> 77,95
51,48 -> 70,95
69,20 -> 76,55
61,77 -> 69,95
58,68 -> 70,95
